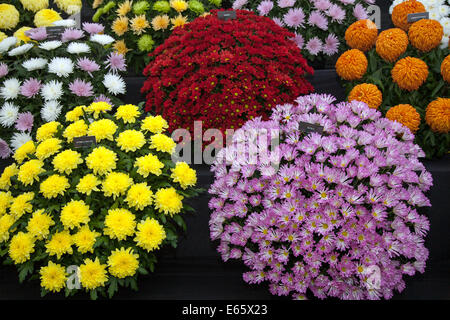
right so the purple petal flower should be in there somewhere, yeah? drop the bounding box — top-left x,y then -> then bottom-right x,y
283,8 -> 305,28
82,22 -> 104,35
323,33 -> 339,55
326,4 -> 346,22
106,52 -> 127,73
277,0 -> 295,8
0,138 -> 12,159
15,112 -> 34,132
26,27 -> 47,41
69,79 -> 94,97
314,0 -> 332,11
61,28 -> 85,42
20,78 -> 42,98
308,10 -> 328,30
0,63 -> 8,78
77,57 -> 100,76
353,3 -> 368,20
257,1 -> 274,16
291,33 -> 304,49
94,94 -> 112,105
306,37 -> 323,55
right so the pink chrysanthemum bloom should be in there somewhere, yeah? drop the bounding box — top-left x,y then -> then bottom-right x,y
233,0 -> 248,9
20,78 -> 41,98
353,3 -> 368,20
0,63 -> 8,78
283,8 -> 305,28
323,33 -> 339,55
94,94 -> 112,105
291,33 -> 304,49
27,27 -> 47,41
308,10 -> 328,30
306,37 -> 323,55
326,4 -> 346,22
209,93 -> 432,300
278,0 -> 295,8
257,1 -> 274,16
15,112 -> 34,132
0,138 -> 12,159
61,28 -> 85,42
69,79 -> 94,97
77,58 -> 100,76
272,17 -> 285,28
314,0 -> 332,11
82,22 -> 104,35
340,0 -> 356,4
106,52 -> 127,73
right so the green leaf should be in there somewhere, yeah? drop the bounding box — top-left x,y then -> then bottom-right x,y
108,278 -> 118,299
138,267 -> 148,275
90,289 -> 98,300
18,261 -> 33,283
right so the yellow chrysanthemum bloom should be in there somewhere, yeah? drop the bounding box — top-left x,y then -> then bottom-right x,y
107,247 -> 139,278
73,226 -> 100,254
376,28 -> 408,62
130,14 -> 149,35
63,120 -> 88,143
348,83 -> 383,109
34,9 -> 62,27
79,258 -> 108,290
171,162 -> 197,189
150,133 -> 176,154
36,121 -> 60,142
60,200 -> 93,230
20,0 -> 49,12
0,191 -> 12,216
88,119 -> 118,142
392,0 -> 426,31
134,218 -> 166,252
134,154 -> 164,177
26,209 -> 55,240
386,104 -> 421,133
425,98 -> 450,133
14,140 -> 35,164
336,49 -> 368,81
0,214 -> 15,243
112,16 -> 129,36
14,27 -> 32,44
0,164 -> 18,191
86,146 -> 117,175
408,19 -> 443,52
116,130 -> 146,152
442,55 -> 450,83
345,19 -> 378,52
17,159 -> 45,186
0,4 -> 20,30
171,14 -> 187,29
40,174 -> 69,199
113,39 -> 131,55
9,192 -> 34,219
154,187 -> 183,216
126,183 -> 153,210
102,172 -> 133,199
76,174 -> 101,195
115,104 -> 141,123
170,0 -> 188,12
39,261 -> 67,293
0,31 -> 7,42
65,106 -> 85,122
54,0 -> 81,14
391,57 -> 429,91
86,101 -> 112,119
151,15 -> 170,31
104,208 -> 136,240
52,149 -> 83,174
117,0 -> 133,16
141,115 -> 168,133
9,232 -> 35,264
35,138 -> 62,160
45,231 -> 73,259
93,0 -> 105,9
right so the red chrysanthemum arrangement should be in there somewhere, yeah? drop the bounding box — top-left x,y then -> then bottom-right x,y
141,10 -> 314,140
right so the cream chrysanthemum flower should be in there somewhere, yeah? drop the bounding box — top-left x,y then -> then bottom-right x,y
151,15 -> 170,31
130,14 -> 149,35
0,4 -> 20,30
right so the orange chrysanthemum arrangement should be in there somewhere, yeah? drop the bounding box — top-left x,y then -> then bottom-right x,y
336,5 -> 449,158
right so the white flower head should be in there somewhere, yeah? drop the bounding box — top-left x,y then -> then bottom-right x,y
0,102 -> 19,128
52,19 -> 77,28
10,132 -> 32,150
41,80 -> 63,101
22,58 -> 48,71
39,40 -> 63,51
67,42 -> 91,54
8,43 -> 34,56
48,57 -> 74,77
438,5 -> 449,17
0,37 -> 18,54
103,73 -> 126,95
41,100 -> 62,122
90,34 -> 115,46
0,78 -> 21,100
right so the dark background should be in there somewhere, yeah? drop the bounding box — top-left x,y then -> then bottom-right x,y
0,0 -> 448,300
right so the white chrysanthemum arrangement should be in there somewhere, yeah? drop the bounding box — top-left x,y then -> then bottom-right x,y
0,21 -> 127,158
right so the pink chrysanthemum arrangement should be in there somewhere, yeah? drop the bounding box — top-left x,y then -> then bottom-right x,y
209,93 -> 433,300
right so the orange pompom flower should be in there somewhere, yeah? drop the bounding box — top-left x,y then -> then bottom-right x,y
345,19 -> 378,52
348,83 -> 383,109
408,19 -> 443,52
441,55 -> 450,83
376,28 -> 409,62
391,57 -> 429,91
335,49 -> 368,81
391,0 -> 426,31
425,98 -> 450,133
386,104 -> 421,133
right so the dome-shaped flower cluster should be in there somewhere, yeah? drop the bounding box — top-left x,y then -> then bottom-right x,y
0,102 -> 200,298
209,93 -> 433,300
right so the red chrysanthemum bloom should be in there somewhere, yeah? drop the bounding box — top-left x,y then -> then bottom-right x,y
141,10 -> 314,143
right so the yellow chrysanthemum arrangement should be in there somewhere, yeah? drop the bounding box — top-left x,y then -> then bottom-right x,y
91,0 -> 222,71
0,101 -> 201,299
336,7 -> 450,159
